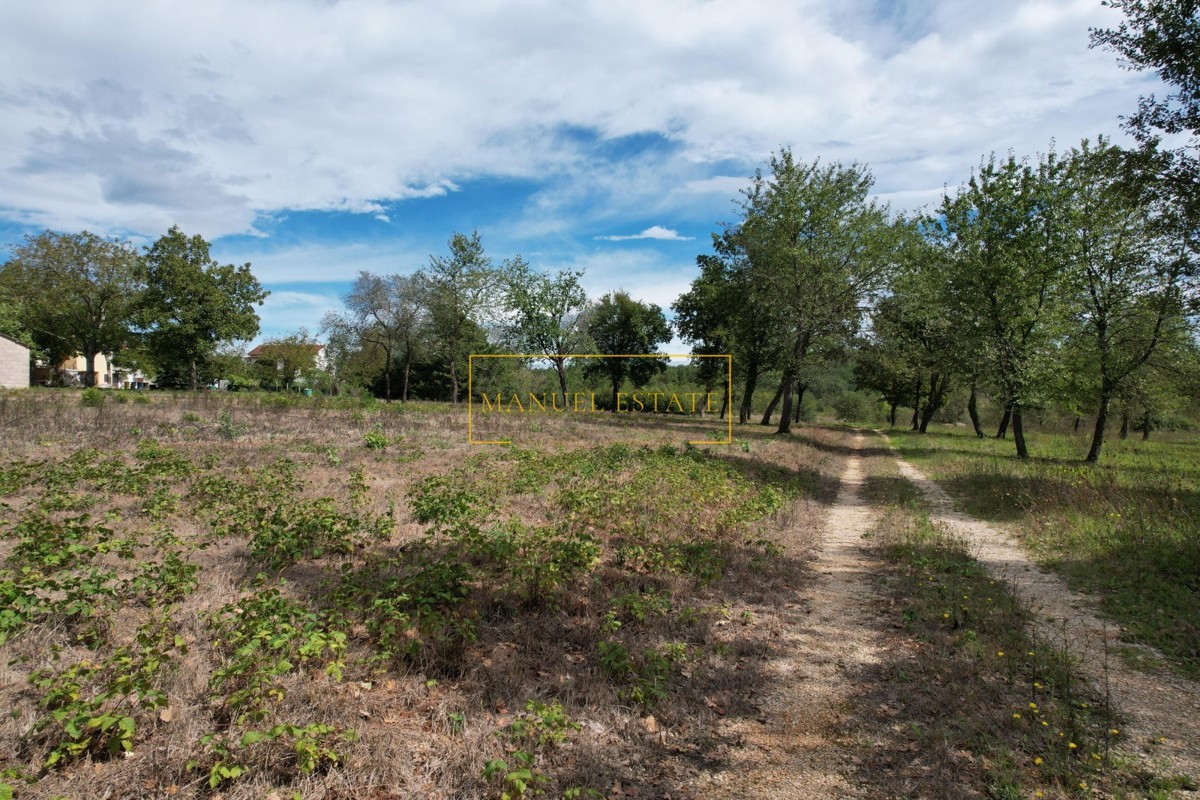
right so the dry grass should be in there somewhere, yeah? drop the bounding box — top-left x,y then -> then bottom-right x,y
0,389 -> 846,799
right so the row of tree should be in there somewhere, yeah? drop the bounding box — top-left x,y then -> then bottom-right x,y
319,230 -> 674,408
672,141 -> 1196,463
0,227 -> 267,389
673,1 -> 1199,463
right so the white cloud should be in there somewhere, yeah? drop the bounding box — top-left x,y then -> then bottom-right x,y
594,225 -> 694,242
0,0 -> 1158,240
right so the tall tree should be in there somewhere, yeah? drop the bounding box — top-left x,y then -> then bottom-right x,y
584,291 -> 671,411
737,150 -> 900,434
322,272 -> 425,402
137,226 -> 267,390
1091,0 -> 1200,144
0,230 -> 141,386
1061,138 -> 1194,461
421,230 -> 497,404
501,258 -> 589,398
934,153 -> 1069,458
675,236 -> 779,423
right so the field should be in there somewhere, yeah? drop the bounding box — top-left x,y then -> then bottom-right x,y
0,390 -> 843,799
0,390 -> 1196,799
887,427 -> 1200,679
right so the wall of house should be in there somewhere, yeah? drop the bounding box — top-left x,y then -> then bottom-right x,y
0,335 -> 30,388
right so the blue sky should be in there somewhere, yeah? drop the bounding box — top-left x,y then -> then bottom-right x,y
0,0 -> 1163,347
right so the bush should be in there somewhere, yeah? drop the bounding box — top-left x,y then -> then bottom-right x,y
832,391 -> 881,423
80,388 -> 105,408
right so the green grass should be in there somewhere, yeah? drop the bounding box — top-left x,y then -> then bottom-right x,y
887,426 -> 1200,679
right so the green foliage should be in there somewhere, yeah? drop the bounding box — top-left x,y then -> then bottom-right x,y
421,230 -> 497,403
194,722 -> 357,789
247,496 -> 393,568
216,410 -> 240,440
28,610 -> 184,769
501,258 -> 589,394
583,291 -> 671,405
137,225 -> 268,390
363,427 -> 389,450
596,640 -> 687,708
80,387 -> 105,407
208,584 -> 347,725
0,230 -> 141,386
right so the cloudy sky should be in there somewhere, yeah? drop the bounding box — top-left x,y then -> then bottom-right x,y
0,0 -> 1161,344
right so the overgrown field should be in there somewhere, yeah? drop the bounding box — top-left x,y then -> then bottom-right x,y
0,389 -> 842,799
886,427 -> 1200,679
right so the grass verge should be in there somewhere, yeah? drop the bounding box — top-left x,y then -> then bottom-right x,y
886,426 -> 1200,679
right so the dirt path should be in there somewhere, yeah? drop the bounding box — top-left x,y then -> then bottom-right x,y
699,433 -> 882,798
892,448 -> 1200,780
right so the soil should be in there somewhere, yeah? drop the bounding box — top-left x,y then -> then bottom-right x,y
699,433 -> 882,798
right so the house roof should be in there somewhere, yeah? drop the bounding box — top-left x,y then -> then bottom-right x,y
0,333 -> 30,350
247,343 -> 325,359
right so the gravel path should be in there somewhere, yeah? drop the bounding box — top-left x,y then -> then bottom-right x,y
892,447 -> 1200,781
700,433 -> 881,799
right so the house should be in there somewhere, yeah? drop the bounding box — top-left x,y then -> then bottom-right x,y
0,334 -> 30,388
31,353 -> 151,389
246,343 -> 327,372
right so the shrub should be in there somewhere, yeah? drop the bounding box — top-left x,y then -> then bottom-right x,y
80,388 -> 105,408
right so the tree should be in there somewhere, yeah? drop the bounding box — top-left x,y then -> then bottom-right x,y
934,153 -> 1069,458
1090,0 -> 1200,144
0,230 -> 141,386
674,239 -> 780,423
584,291 -> 671,410
254,329 -> 324,392
323,272 -> 425,401
421,231 -> 497,404
137,226 -> 267,390
501,258 -> 589,398
1058,138 -> 1194,461
736,150 -> 900,434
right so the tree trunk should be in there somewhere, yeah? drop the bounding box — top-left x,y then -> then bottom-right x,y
888,401 -> 898,427
760,380 -> 784,426
402,359 -> 411,402
190,359 -> 198,392
553,357 -> 569,400
84,351 -> 98,388
776,373 -> 795,434
739,363 -> 759,424
995,403 -> 1012,439
919,371 -> 949,433
1073,415 -> 1081,433
1119,412 -> 1129,439
793,383 -> 805,423
719,389 -> 729,419
1085,392 -> 1110,463
910,374 -> 922,431
610,380 -> 619,413
1012,405 -> 1029,459
1141,411 -> 1151,440
967,385 -> 985,438
450,359 -> 459,405
383,348 -> 393,402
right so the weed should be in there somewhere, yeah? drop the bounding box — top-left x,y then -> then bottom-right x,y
80,387 -> 105,408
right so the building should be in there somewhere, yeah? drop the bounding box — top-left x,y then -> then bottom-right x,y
31,353 -> 151,388
0,334 -> 30,388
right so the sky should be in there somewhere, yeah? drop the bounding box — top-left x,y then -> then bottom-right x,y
0,0 -> 1165,348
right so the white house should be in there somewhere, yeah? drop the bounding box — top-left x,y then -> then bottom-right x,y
0,334 -> 30,388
